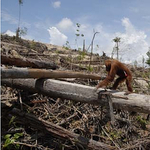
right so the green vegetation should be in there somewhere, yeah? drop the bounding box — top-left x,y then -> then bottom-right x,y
136,116 -> 147,129
75,23 -> 84,50
77,50 -> 86,61
2,116 -> 23,149
30,40 -> 36,49
63,41 -> 70,50
146,49 -> 150,66
3,133 -> 23,149
87,65 -> 94,72
110,130 -> 122,140
9,116 -> 16,126
75,23 -> 84,38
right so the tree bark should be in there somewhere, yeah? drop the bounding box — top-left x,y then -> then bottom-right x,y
11,108 -> 115,150
2,79 -> 150,114
1,54 -> 58,69
1,67 -> 101,80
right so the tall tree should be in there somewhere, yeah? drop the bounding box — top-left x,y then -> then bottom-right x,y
146,48 -> 150,66
142,56 -> 145,68
75,23 -> 84,50
16,0 -> 23,39
113,37 -> 121,60
88,31 -> 99,69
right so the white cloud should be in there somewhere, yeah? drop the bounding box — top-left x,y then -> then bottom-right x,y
81,17 -> 149,65
2,10 -> 31,28
113,18 -> 149,64
122,18 -> 135,34
3,30 -> 16,36
2,11 -> 18,24
57,18 -> 74,31
49,17 -> 148,65
3,30 -> 34,41
52,1 -> 61,8
47,27 -> 67,46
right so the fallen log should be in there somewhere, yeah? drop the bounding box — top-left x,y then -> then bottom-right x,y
19,53 -> 50,56
1,54 -> 58,69
11,108 -> 115,150
1,67 -> 101,80
2,79 -> 150,114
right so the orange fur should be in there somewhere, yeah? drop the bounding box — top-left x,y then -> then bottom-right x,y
96,59 -> 133,93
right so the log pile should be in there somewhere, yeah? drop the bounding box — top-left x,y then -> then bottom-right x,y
1,54 -> 58,69
1,37 -> 150,150
2,78 -> 150,114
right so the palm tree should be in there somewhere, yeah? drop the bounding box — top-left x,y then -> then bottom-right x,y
16,0 -> 23,39
113,37 -> 121,60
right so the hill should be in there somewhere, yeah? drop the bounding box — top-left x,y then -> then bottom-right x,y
1,35 -> 150,150
1,34 -> 150,93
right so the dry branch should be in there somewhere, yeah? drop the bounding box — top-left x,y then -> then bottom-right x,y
11,108 -> 115,150
2,79 -> 150,114
73,60 -> 102,65
1,54 -> 58,69
1,67 -> 101,80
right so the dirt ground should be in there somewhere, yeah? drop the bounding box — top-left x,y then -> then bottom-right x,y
1,35 -> 150,150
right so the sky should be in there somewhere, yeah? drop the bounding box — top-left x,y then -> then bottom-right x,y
1,0 -> 150,65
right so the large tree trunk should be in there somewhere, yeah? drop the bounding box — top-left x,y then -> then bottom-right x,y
1,67 -> 101,80
11,108 -> 115,150
1,54 -> 58,69
2,79 -> 150,114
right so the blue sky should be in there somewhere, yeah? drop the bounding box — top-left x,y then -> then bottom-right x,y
1,0 -> 150,64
